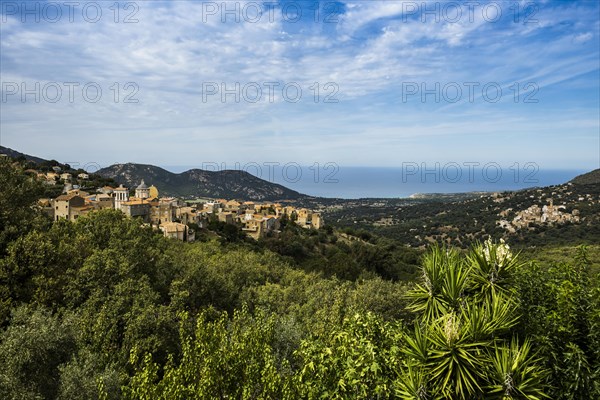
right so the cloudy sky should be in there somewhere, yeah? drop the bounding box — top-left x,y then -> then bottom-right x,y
1,0 -> 599,171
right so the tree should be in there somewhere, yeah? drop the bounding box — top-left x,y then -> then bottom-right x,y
126,307 -> 296,399
0,306 -> 77,400
57,349 -> 122,400
0,157 -> 47,256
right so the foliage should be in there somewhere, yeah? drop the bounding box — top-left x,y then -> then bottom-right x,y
126,307 -> 296,400
513,245 -> 600,400
0,306 -> 77,400
0,158 -> 47,256
259,223 -> 421,281
295,311 -> 400,399
0,168 -> 597,399
399,240 -> 549,400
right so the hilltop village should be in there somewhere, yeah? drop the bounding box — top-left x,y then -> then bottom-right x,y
38,172 -> 323,242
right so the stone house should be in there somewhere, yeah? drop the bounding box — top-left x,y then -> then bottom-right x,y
160,222 -> 189,241
53,194 -> 92,221
120,198 -> 150,222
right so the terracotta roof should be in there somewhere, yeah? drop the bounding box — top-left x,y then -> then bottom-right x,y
55,194 -> 82,201
122,199 -> 149,205
160,222 -> 187,233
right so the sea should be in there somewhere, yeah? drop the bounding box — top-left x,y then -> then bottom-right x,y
161,165 -> 588,199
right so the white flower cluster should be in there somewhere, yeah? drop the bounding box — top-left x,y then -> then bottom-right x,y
483,238 -> 513,267
443,313 -> 460,343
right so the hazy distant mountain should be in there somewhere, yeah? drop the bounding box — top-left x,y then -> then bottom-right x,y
97,163 -> 306,201
0,146 -> 48,164
571,169 -> 600,186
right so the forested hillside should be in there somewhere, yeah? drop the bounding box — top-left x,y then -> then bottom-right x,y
97,163 -> 304,201
1,158 -> 599,399
324,181 -> 600,249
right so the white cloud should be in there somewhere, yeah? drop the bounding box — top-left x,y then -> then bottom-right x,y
573,32 -> 593,44
0,0 -> 598,170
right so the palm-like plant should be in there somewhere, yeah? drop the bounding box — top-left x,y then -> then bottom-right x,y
427,313 -> 489,399
406,245 -> 466,322
485,338 -> 549,400
402,324 -> 430,365
395,362 -> 442,400
468,239 -> 522,303
402,240 -> 550,399
462,292 -> 519,342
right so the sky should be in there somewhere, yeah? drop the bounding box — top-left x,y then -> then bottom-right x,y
1,0 -> 599,173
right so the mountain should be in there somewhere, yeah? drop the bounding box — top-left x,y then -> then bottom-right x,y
0,146 -> 48,164
571,169 -> 600,185
96,163 -> 306,201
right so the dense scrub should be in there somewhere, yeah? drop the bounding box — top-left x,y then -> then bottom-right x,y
325,184 -> 600,249
1,158 -> 598,399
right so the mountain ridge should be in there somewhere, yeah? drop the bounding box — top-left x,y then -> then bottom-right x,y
0,146 -> 48,164
96,162 -> 306,201
570,168 -> 600,185
2,146 -> 599,201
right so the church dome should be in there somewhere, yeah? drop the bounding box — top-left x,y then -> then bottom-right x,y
137,180 -> 148,190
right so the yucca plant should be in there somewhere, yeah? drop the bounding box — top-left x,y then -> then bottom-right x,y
467,238 -> 521,303
406,245 -> 465,322
427,313 -> 489,399
441,257 -> 471,314
395,362 -> 442,400
461,293 -> 518,342
402,323 -> 430,365
485,338 -> 549,400
402,241 -> 550,399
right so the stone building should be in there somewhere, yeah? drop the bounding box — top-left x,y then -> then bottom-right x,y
120,198 -> 150,222
160,222 -> 190,241
149,198 -> 176,226
53,194 -> 92,221
295,208 -> 323,229
95,194 -> 115,209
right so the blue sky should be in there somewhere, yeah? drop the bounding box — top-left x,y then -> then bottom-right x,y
1,0 -> 599,171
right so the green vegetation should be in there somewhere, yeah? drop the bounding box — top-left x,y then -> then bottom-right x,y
257,221 -> 421,281
323,183 -> 600,249
0,158 -> 49,256
1,158 -> 599,399
570,169 -> 600,186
